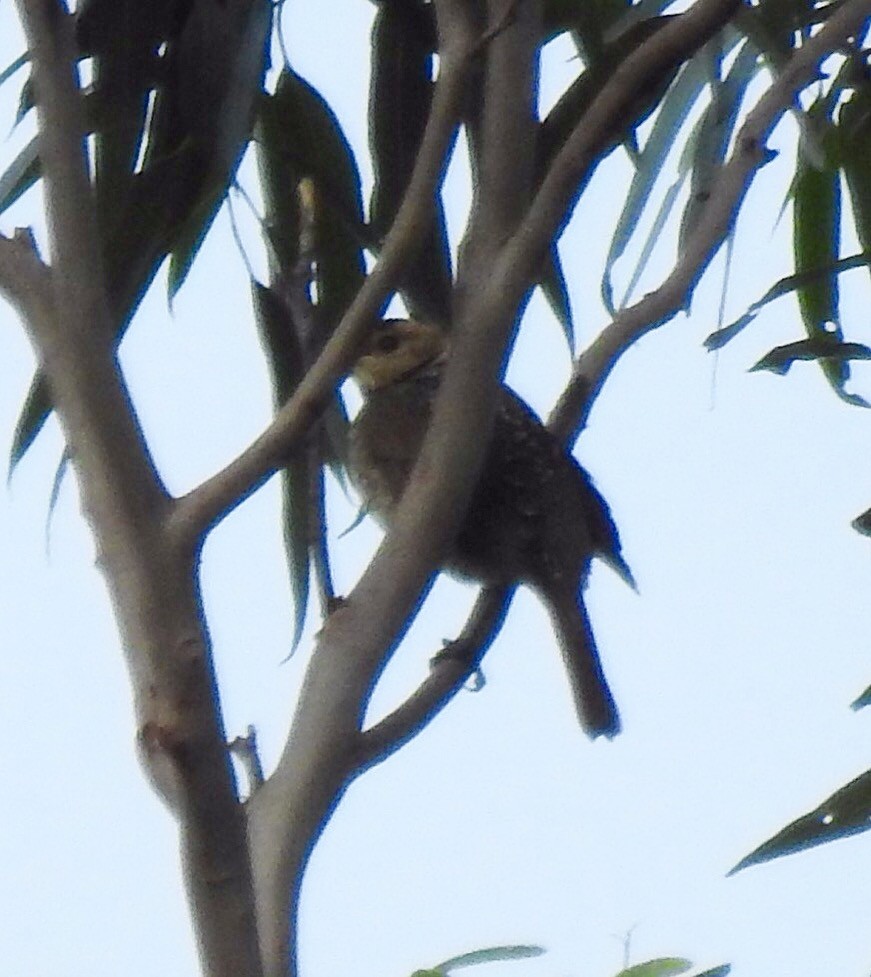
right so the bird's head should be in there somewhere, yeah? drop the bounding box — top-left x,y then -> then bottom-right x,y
353,319 -> 448,391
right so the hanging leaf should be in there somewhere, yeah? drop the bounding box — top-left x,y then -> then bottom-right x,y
163,0 -> 273,300
538,14 -> 680,182
8,372 -> 51,476
0,137 -> 40,216
839,82 -> 871,287
749,338 -> 871,384
251,281 -> 311,651
0,51 -> 28,88
729,768 -> 871,874
678,40 -> 757,252
9,0 -> 272,471
792,99 -> 848,395
167,170 -> 231,303
256,70 -> 361,479
253,67 -> 366,646
14,74 -> 34,126
704,252 -> 871,351
601,50 -> 715,313
538,244 -> 575,353
44,450 -> 70,555
258,70 -> 366,329
369,0 -> 451,324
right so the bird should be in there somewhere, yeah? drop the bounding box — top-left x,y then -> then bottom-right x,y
347,318 -> 633,739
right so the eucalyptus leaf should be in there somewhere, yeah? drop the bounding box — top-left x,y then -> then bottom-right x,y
602,51 -> 716,313
0,136 -> 39,216
850,682 -> 871,709
614,958 -> 692,977
435,946 -> 546,972
704,252 -> 871,351
730,768 -> 871,874
749,338 -> 871,377
0,51 -> 28,88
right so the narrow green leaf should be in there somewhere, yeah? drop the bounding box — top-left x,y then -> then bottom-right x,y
258,70 -> 366,324
729,768 -> 871,874
678,40 -> 757,253
8,374 -> 51,476
167,173 -> 228,304
14,74 -> 33,125
614,959 -> 692,977
704,252 -> 871,350
165,0 -> 272,302
538,244 -> 575,353
369,0 -> 451,323
839,83 -> 871,286
750,338 -> 871,380
602,51 -> 714,313
793,100 -> 847,395
850,682 -> 871,709
0,51 -> 28,87
0,137 -> 40,216
693,967 -> 731,977
620,167 -> 686,309
251,281 -> 310,651
436,946 -> 546,972
44,449 -> 70,554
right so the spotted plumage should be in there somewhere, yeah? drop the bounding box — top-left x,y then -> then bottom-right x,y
348,319 -> 632,738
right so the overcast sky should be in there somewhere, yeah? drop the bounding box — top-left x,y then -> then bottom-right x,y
2,5 -> 871,977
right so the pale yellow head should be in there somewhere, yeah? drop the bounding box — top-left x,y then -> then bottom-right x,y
353,319 -> 448,391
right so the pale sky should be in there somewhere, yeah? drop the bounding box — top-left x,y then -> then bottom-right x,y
2,5 -> 871,977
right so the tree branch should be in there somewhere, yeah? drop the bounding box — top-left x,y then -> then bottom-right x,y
11,4 -> 263,975
549,0 -> 871,444
358,586 -> 513,768
244,5 -> 547,976
359,0 -> 544,772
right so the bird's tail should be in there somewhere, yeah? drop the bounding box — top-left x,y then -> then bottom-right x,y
542,588 -> 621,739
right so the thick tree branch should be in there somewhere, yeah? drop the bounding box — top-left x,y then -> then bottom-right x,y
359,0 -> 545,771
245,5 -> 545,977
11,4 -> 263,975
550,0 -> 871,443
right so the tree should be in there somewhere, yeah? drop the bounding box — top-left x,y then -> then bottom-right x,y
2,2 -> 871,977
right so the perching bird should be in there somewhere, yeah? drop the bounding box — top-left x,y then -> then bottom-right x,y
347,319 -> 633,739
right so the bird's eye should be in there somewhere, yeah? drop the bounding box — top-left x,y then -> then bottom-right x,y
374,333 -> 401,354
